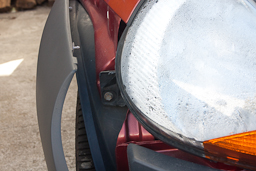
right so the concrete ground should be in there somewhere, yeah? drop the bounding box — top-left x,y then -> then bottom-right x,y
0,5 -> 77,171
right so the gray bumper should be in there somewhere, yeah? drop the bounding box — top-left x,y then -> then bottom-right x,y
127,144 -> 219,171
36,0 -> 76,170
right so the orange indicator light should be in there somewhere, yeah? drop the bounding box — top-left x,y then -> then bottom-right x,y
104,0 -> 141,23
203,131 -> 256,169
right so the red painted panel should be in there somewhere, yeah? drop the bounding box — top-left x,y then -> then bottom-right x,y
116,111 -> 243,171
104,0 -> 141,23
116,111 -> 154,146
80,0 -> 121,91
127,112 -> 141,141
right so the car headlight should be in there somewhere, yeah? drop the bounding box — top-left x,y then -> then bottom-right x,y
116,0 -> 256,169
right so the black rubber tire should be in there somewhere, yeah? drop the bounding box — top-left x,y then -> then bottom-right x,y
76,95 -> 95,171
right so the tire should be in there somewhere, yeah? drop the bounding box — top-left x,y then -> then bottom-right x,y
76,95 -> 95,171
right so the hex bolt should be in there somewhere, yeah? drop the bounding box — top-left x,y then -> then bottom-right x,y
104,92 -> 113,101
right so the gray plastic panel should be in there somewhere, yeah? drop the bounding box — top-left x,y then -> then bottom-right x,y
127,144 -> 219,171
36,0 -> 76,170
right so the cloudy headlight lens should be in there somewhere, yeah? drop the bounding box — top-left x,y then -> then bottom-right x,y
116,0 -> 256,169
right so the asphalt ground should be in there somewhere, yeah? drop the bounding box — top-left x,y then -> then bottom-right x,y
0,5 -> 77,170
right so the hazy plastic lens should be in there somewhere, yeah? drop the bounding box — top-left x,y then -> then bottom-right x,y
120,0 -> 256,141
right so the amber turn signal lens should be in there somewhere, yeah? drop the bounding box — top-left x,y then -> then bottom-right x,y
204,131 -> 256,169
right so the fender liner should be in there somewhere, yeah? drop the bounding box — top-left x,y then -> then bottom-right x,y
71,1 -> 128,170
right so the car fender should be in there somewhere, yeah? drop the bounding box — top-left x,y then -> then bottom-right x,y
36,0 -> 76,170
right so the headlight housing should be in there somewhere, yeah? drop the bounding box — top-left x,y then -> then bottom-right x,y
116,0 -> 256,169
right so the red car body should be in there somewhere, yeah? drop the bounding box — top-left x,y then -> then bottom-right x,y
36,0 -> 251,170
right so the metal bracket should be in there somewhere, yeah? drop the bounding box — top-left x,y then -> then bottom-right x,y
100,71 -> 126,107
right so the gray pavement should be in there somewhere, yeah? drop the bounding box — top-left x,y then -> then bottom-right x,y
0,6 -> 77,171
